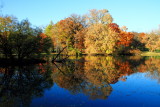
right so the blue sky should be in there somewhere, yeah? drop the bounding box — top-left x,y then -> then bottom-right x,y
1,0 -> 160,32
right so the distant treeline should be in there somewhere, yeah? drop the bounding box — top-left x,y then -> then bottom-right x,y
1,9 -> 160,60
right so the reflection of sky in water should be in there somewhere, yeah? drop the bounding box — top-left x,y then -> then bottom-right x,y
1,56 -> 160,107
31,72 -> 160,107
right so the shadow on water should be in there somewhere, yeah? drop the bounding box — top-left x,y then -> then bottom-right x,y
1,55 -> 160,106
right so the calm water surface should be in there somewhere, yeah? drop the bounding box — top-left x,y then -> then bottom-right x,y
0,56 -> 160,107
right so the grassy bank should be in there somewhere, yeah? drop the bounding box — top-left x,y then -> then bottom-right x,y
141,52 -> 160,56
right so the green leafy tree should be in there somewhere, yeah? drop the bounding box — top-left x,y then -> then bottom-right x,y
44,21 -> 54,38
0,16 -> 53,60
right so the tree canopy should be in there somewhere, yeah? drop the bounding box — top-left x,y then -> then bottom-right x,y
0,16 -> 53,60
1,9 -> 160,59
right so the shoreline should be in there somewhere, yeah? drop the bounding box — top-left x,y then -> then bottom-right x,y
1,51 -> 160,66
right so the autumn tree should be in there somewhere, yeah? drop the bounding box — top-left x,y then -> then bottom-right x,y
116,31 -> 134,55
70,14 -> 86,52
86,9 -> 113,25
108,23 -> 120,33
132,32 -> 145,48
37,33 -> 53,54
84,9 -> 120,54
108,24 -> 134,55
84,9 -> 135,55
117,31 -> 133,47
46,16 -> 86,55
85,13 -> 134,55
43,9 -> 143,55
0,16 -> 53,60
140,32 -> 160,52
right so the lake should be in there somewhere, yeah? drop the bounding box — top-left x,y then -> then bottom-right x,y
0,56 -> 160,107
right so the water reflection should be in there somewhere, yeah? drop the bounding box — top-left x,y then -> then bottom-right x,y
52,56 -> 148,100
53,58 -> 112,100
0,64 -> 53,107
1,56 -> 160,106
137,57 -> 160,83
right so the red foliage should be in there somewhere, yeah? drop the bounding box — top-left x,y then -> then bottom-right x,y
39,33 -> 47,39
116,61 -> 134,75
74,30 -> 85,52
108,23 -> 120,33
38,63 -> 46,73
38,33 -> 47,52
117,31 -> 134,46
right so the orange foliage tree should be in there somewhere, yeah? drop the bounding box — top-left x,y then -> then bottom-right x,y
44,9 -> 146,55
47,17 -> 85,54
37,33 -> 53,53
108,23 -> 134,54
117,31 -> 134,47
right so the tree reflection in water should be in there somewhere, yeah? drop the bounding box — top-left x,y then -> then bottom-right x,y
0,63 -> 53,107
52,56 -> 146,100
137,57 -> 160,83
1,56 -> 160,106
